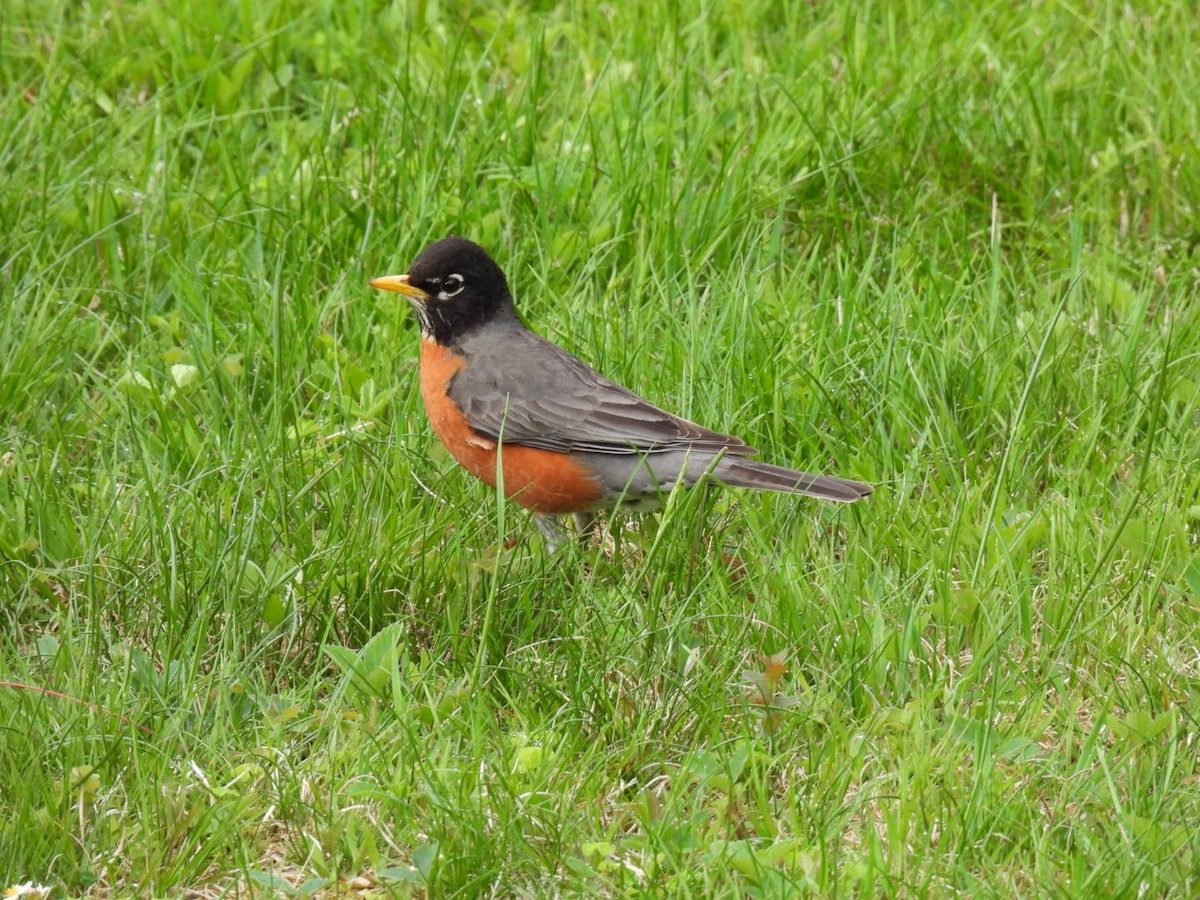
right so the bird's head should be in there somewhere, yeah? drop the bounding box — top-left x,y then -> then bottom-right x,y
370,236 -> 514,344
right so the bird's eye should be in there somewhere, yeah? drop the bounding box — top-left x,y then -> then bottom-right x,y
441,273 -> 465,297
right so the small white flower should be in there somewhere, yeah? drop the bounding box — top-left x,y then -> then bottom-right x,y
5,883 -> 52,899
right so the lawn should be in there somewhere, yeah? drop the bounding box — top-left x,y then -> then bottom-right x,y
2,0 -> 1199,895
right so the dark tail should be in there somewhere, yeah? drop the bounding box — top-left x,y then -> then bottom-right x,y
714,458 -> 872,503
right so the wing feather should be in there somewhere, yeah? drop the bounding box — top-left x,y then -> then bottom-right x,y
449,324 -> 757,457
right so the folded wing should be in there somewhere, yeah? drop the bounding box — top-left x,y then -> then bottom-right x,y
450,325 -> 757,457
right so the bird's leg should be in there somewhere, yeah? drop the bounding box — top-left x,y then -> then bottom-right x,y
534,512 -> 598,551
533,514 -> 569,551
572,511 -> 597,539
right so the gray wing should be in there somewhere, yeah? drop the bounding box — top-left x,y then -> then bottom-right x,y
449,324 -> 757,456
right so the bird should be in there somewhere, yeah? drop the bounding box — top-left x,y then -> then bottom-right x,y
370,236 -> 871,549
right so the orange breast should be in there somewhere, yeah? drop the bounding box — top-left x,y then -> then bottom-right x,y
418,339 -> 603,514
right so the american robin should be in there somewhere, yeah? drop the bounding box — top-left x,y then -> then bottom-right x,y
370,236 -> 871,548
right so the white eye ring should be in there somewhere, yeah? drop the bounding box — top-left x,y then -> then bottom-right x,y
441,273 -> 465,298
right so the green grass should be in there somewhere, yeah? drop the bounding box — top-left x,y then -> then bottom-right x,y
2,0 -> 1199,895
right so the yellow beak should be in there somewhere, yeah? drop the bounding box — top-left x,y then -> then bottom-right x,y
368,273 -> 430,301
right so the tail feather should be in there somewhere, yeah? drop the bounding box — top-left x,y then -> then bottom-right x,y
714,458 -> 872,503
